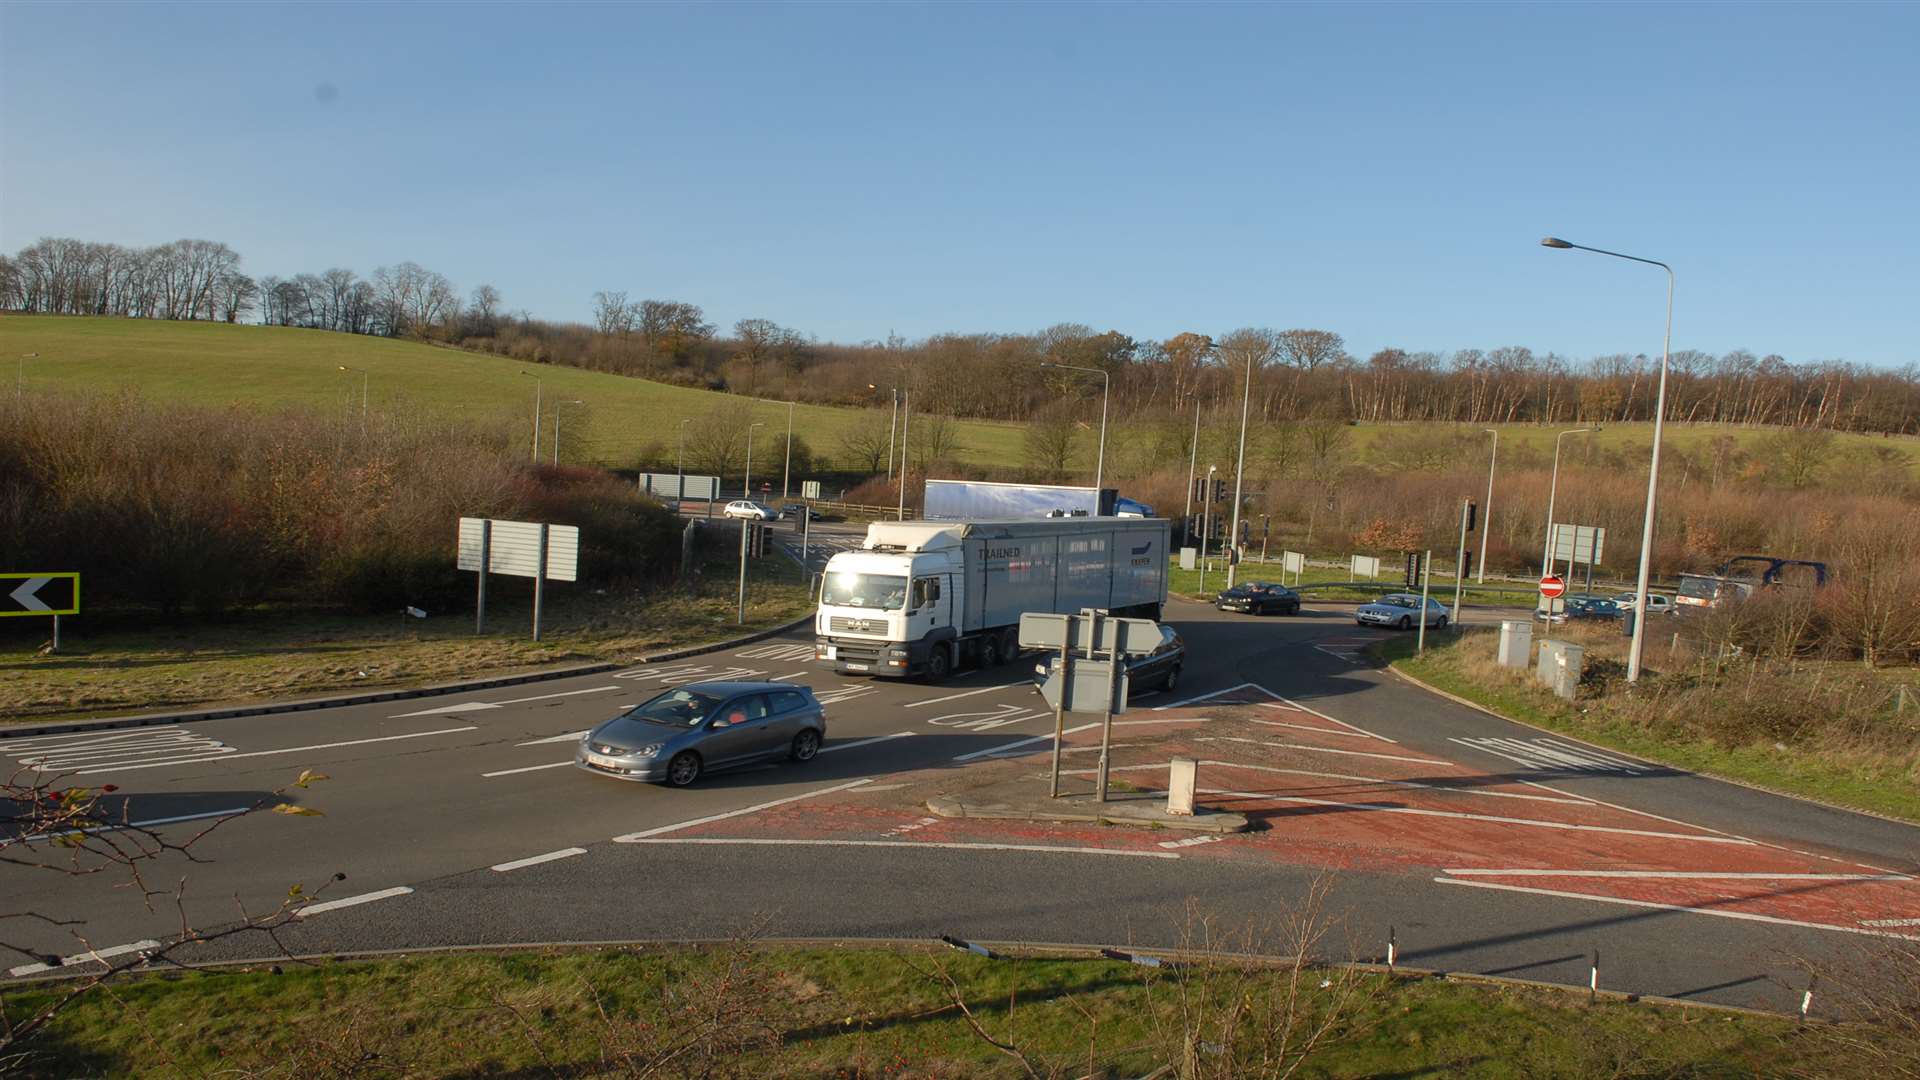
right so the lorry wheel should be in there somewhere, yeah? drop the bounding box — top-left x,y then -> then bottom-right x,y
998,629 -> 1020,664
927,645 -> 952,683
979,636 -> 1001,668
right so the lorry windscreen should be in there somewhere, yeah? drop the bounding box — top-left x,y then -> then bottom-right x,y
823,572 -> 908,610
1677,575 -> 1720,602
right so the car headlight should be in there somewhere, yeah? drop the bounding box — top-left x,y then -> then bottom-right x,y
633,743 -> 664,758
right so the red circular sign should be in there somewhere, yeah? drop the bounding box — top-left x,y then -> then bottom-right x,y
1539,575 -> 1566,598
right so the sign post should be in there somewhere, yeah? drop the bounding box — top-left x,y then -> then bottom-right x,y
458,518 -> 579,641
1418,550 -> 1433,654
1023,610 -> 1156,801
2,572 -> 80,655
474,519 -> 492,633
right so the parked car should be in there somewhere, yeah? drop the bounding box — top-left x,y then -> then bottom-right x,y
1356,593 -> 1449,630
1032,625 -> 1187,696
723,500 -> 776,520
778,504 -> 824,521
1215,581 -> 1301,616
1564,593 -> 1622,621
1613,592 -> 1674,616
575,682 -> 825,787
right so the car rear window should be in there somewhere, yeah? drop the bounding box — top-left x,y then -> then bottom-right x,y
771,690 -> 807,712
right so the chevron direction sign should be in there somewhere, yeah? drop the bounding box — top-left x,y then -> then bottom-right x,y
1,573 -> 80,617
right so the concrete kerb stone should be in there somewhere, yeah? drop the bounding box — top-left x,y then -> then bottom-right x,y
0,614 -> 815,741
927,788 -> 1249,834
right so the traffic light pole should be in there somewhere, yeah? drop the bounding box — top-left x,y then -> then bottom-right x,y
1452,499 -> 1471,625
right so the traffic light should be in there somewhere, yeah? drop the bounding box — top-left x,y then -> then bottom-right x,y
1463,550 -> 1474,579
1463,500 -> 1478,532
1192,476 -> 1208,504
1404,551 -> 1423,589
1213,477 -> 1227,502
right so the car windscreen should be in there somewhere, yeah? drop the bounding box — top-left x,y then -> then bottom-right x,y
1376,596 -> 1417,608
1677,575 -> 1719,601
822,572 -> 907,609
625,689 -> 724,727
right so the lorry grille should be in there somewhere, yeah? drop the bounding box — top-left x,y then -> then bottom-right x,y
829,616 -> 888,635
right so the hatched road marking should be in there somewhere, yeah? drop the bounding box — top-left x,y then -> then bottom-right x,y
6,728 -> 232,771
1450,736 -> 1655,775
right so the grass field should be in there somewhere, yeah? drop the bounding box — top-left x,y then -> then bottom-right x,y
0,315 -> 1028,471
12,314 -> 1917,478
4,946 -> 1841,1078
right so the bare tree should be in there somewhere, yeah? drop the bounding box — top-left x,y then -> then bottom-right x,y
592,290 -> 633,336
834,409 -> 894,474
1023,404 -> 1079,481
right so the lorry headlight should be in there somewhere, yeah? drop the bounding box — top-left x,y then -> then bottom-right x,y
887,647 -> 908,658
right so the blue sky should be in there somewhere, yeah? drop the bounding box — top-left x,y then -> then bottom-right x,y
4,1 -> 1915,366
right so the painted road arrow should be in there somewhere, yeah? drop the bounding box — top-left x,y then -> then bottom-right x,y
1,572 -> 79,617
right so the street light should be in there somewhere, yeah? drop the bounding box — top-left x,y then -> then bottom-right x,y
897,390 -> 912,521
1183,394 -> 1201,547
17,352 -> 39,398
744,421 -> 766,500
1221,337 -> 1254,588
1198,465 -> 1218,595
1540,427 -> 1595,595
1477,428 -> 1497,583
337,365 -> 369,421
1542,236 -> 1674,683
552,400 -> 585,466
676,417 -> 692,494
782,400 -> 795,500
870,384 -> 899,482
518,370 -> 542,462
1039,362 -> 1111,500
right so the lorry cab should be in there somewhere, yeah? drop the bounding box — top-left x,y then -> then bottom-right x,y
815,528 -> 967,678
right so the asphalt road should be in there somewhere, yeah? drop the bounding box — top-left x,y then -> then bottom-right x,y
5,541 -> 1916,1012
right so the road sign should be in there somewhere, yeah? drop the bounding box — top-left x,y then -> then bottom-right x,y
801,480 -> 822,499
1549,524 -> 1606,566
1350,554 -> 1380,580
457,518 -> 578,581
1017,612 -> 1160,656
1283,551 -> 1306,574
1,572 -> 79,617
636,473 -> 720,500
1038,659 -> 1130,715
1540,575 -> 1567,599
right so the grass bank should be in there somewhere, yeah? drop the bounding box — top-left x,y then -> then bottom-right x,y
0,547 -> 812,726
3,946 -> 1840,1079
1384,627 -> 1920,823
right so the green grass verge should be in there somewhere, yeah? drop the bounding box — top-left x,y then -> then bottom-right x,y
1,315 -> 1028,470
0,547 -> 812,726
1383,632 -> 1920,824
3,947 -> 1830,1079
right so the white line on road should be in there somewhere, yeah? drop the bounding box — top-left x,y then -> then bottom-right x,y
392,686 -> 620,717
1158,835 -> 1224,849
1201,788 -> 1754,844
1277,696 -> 1397,742
1246,717 -> 1377,739
10,940 -> 161,977
907,683 -> 1029,708
951,723 -> 1101,762
1111,718 -> 1208,727
37,806 -> 253,841
1432,877 -> 1920,940
1443,868 -> 1911,881
625,837 -> 1180,859
1153,682 -> 1279,710
295,886 -> 415,918
613,778 -> 875,841
819,731 -> 915,754
491,848 -> 588,872
517,730 -> 589,747
1862,918 -> 1920,927
1198,735 -> 1448,766
483,761 -> 575,778
75,726 -> 479,774
774,670 -> 812,680
1181,761 -> 1593,805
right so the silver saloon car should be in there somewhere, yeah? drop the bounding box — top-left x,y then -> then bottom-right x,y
575,681 -> 826,787
1355,593 -> 1449,630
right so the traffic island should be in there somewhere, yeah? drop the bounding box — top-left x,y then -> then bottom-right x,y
927,774 -> 1250,834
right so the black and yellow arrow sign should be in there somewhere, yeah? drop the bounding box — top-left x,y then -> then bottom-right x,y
1,572 -> 80,617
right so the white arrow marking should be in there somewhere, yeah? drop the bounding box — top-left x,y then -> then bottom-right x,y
9,576 -> 53,612
391,686 -> 618,717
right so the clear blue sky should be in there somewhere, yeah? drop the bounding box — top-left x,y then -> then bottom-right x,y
4,1 -> 1915,366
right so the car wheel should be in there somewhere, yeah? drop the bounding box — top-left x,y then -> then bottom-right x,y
1164,665 -> 1181,692
665,751 -> 702,787
1287,602 -> 1300,616
927,645 -> 952,683
979,635 -> 1001,668
790,729 -> 821,762
1436,615 -> 1449,630
1398,616 -> 1411,631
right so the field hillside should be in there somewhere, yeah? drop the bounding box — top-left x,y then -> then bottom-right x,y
9,314 -> 1918,480
0,315 -> 1027,473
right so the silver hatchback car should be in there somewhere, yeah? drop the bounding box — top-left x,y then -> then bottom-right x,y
575,681 -> 826,787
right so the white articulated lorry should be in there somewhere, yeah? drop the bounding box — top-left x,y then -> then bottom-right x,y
814,517 -> 1171,681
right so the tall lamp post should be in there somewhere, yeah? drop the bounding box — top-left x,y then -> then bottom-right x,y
17,352 -> 38,399
744,421 -> 766,500
896,391 -> 911,520
338,365 -> 369,428
675,418 -> 691,493
1183,394 -> 1201,546
552,400 -> 584,466
782,400 -> 795,500
1477,428 -> 1497,583
1542,236 -> 1673,683
1540,426 -> 1594,594
519,370 -> 541,462
1038,362 -> 1111,501
1198,465 -> 1218,595
1223,338 -> 1255,588
868,384 -> 899,482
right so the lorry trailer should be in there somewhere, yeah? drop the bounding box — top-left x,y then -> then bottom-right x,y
814,517 -> 1170,681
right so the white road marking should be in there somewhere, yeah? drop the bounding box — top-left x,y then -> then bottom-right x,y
1111,718 -> 1208,727
1153,682 -> 1282,711
1450,736 -> 1653,775
951,723 -> 1101,762
490,848 -> 588,872
1198,735 -> 1449,766
1200,788 -> 1753,844
1442,868 -> 1911,881
483,760 -> 575,778
928,704 -> 1043,731
1862,918 -> 1920,927
625,837 -> 1179,859
819,731 -> 916,754
517,730 -> 589,746
1433,877 -> 1920,940
37,806 -> 252,841
908,684 -> 1029,708
774,670 -> 812,680
1246,717 -> 1377,739
392,686 -> 619,717
814,683 -> 881,705
1158,835 -> 1224,849
1276,696 -> 1397,743
71,726 -> 478,775
295,886 -> 415,918
1189,761 -> 1592,805
613,778 -> 875,841
10,940 -> 161,977
735,643 -> 818,662
9,728 -> 232,770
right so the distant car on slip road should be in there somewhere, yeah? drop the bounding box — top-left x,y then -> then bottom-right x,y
1356,593 -> 1448,630
1215,582 -> 1301,616
576,682 -> 825,787
1033,624 -> 1187,697
1613,592 -> 1673,615
723,500 -> 776,520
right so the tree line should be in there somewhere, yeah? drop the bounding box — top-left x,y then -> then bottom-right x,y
6,233 -> 1916,435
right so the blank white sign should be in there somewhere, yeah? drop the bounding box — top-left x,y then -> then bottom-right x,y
457,518 -> 579,581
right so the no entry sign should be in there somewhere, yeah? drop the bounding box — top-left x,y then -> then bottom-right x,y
1539,574 -> 1567,599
